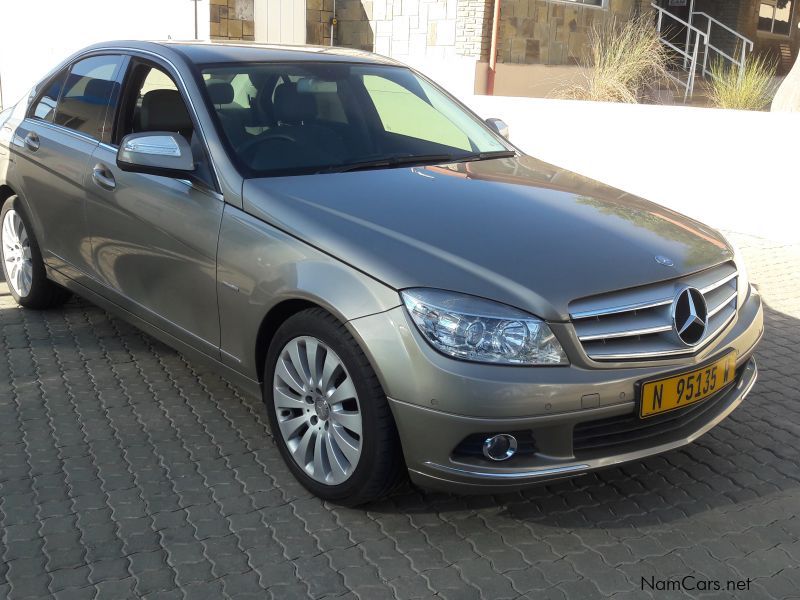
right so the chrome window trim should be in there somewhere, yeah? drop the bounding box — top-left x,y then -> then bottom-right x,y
23,118 -> 100,146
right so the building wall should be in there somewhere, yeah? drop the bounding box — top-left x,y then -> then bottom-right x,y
307,0 -> 336,46
498,0 -> 651,65
456,0 -> 494,59
211,0 -> 255,40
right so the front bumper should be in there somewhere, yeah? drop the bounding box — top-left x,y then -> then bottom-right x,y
347,288 -> 763,494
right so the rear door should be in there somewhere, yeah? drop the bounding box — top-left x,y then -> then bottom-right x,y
12,54 -> 126,284
85,58 -> 223,355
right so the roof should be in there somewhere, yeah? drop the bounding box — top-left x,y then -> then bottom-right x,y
158,40 -> 403,66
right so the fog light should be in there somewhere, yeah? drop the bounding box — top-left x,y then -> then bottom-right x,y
482,434 -> 518,461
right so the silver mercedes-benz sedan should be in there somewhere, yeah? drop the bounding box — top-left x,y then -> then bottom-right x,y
0,41 -> 763,505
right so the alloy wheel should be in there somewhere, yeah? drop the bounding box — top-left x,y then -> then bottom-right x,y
272,336 -> 363,485
2,209 -> 33,297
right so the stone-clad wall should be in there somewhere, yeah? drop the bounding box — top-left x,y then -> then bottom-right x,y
498,0 -> 651,65
307,0 -> 336,46
334,0 -> 462,59
210,0 -> 255,40
456,0 -> 493,59
332,0 -> 378,51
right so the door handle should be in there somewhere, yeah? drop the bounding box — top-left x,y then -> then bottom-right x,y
91,164 -> 116,191
24,132 -> 40,152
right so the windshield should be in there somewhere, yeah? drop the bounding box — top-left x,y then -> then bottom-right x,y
200,62 -> 510,176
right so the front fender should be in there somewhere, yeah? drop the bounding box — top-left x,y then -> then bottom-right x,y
217,204 -> 400,379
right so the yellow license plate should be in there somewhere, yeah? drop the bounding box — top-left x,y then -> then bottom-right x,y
639,352 -> 737,419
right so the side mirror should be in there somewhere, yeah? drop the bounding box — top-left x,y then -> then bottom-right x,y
117,132 -> 195,179
485,118 -> 509,140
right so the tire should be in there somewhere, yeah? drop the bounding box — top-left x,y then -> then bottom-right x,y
264,307 -> 405,505
1,196 -> 71,309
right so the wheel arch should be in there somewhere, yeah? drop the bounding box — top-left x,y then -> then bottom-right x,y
252,295 -> 392,392
0,184 -> 16,206
254,298 -> 321,385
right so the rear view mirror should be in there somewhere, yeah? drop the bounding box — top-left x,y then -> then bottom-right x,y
485,118 -> 509,140
117,132 -> 195,178
297,78 -> 338,94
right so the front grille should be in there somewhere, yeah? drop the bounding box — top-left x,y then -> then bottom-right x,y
573,387 -> 731,455
570,262 -> 738,361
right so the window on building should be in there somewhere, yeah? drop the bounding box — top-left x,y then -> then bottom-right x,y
54,55 -> 125,140
758,0 -> 794,35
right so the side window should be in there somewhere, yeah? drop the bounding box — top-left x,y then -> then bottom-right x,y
118,64 -> 193,143
116,62 -> 214,189
55,55 -> 125,140
361,75 -> 470,150
29,70 -> 68,123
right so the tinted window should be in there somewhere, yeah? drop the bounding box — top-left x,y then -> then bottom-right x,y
30,70 -> 68,123
201,63 -> 508,177
362,75 -> 471,150
55,55 -> 124,140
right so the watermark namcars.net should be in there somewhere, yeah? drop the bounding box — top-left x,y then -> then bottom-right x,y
642,575 -> 753,593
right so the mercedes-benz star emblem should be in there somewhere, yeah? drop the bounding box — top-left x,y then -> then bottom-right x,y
655,255 -> 674,267
672,287 -> 708,345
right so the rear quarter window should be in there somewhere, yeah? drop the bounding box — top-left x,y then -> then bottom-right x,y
30,71 -> 68,123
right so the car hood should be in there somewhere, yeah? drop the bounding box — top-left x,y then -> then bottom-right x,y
242,156 -> 732,321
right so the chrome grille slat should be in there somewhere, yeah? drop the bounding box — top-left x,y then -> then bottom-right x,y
700,270 -> 738,294
707,290 -> 737,318
570,262 -> 738,361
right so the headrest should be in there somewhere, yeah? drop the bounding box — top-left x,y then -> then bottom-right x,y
206,81 -> 234,105
140,89 -> 193,133
273,82 -> 317,125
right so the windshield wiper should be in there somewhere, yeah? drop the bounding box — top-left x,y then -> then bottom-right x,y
319,154 -> 456,174
456,149 -> 517,162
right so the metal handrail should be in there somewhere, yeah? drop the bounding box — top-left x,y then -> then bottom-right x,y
691,11 -> 754,53
690,11 -> 753,83
652,4 -> 707,100
651,3 -> 755,98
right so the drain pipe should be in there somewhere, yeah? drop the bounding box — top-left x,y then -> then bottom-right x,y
330,0 -> 337,46
486,0 -> 501,95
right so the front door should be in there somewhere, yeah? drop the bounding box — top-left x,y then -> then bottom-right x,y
85,59 -> 223,355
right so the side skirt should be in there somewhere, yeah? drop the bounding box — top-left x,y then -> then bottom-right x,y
46,265 -> 263,400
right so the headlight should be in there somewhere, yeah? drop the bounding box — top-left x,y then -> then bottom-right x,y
401,288 -> 568,365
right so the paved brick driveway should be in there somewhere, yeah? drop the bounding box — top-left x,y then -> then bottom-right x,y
1,232 -> 798,600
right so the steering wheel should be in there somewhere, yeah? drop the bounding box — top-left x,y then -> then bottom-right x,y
238,132 -> 299,160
